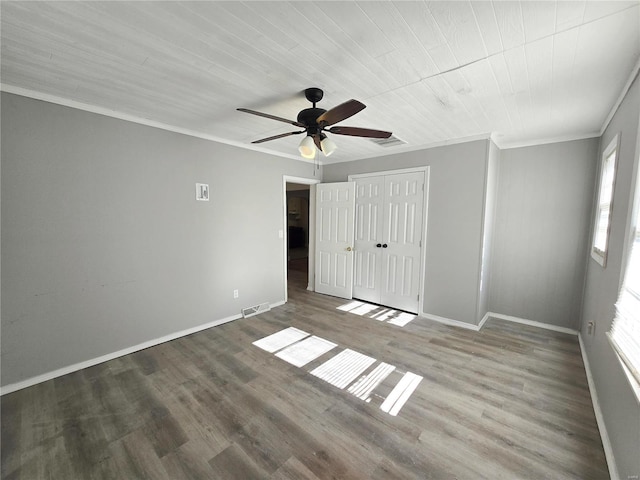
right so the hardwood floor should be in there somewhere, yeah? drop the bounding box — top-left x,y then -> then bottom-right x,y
2,263 -> 609,479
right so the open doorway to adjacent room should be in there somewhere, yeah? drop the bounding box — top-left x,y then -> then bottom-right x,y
287,184 -> 310,264
283,177 -> 319,299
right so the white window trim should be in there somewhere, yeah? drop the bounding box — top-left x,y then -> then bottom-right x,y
607,125 -> 640,402
591,134 -> 620,267
608,226 -> 640,400
607,333 -> 640,402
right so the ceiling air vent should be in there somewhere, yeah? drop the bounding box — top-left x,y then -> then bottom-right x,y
369,135 -> 406,148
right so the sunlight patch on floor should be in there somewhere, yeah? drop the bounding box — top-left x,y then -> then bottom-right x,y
252,326 -> 310,353
380,372 -> 423,417
348,362 -> 396,401
253,328 -> 421,417
311,349 -> 376,389
275,336 -> 337,367
337,301 -> 417,327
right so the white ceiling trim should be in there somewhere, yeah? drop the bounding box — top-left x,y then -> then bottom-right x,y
0,83 -> 307,164
498,57 -> 640,150
4,51 -> 640,160
0,81 -> 608,159
599,56 -> 640,137
493,131 -> 601,150
0,82 -> 493,165
341,133 -> 493,163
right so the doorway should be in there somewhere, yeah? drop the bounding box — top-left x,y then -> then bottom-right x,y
287,184 -> 310,290
283,176 -> 319,301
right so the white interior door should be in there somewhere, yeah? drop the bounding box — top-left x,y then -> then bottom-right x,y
353,177 -> 384,304
380,172 -> 424,313
352,171 -> 424,314
315,182 -> 356,299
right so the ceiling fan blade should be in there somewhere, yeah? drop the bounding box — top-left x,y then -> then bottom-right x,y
328,126 -> 392,138
312,133 -> 322,151
237,108 -> 305,128
251,131 -> 305,144
316,99 -> 366,126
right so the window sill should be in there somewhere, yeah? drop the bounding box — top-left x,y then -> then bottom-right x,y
606,332 -> 640,404
591,249 -> 607,267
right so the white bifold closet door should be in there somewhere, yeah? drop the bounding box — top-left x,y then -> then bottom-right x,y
353,172 -> 424,314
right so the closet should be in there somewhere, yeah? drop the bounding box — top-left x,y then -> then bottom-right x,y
352,171 -> 425,314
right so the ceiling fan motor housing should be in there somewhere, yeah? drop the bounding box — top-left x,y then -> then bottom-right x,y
297,107 -> 326,128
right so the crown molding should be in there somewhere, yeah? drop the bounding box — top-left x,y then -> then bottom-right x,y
494,131 -> 601,150
322,133 -> 493,165
0,84 -> 314,164
600,56 -> 640,137
7,60 -> 639,164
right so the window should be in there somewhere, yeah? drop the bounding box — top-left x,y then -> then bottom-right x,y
591,135 -> 619,266
608,153 -> 640,392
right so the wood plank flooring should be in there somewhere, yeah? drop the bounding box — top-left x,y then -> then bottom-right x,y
1,262 -> 609,479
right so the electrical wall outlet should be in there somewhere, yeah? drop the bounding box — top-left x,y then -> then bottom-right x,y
233,289 -> 239,299
587,321 -> 595,335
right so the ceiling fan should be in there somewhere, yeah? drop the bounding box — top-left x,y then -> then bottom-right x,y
237,87 -> 392,158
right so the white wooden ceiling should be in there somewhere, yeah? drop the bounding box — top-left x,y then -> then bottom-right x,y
2,1 -> 639,164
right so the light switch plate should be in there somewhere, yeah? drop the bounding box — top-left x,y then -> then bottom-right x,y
196,183 -> 209,201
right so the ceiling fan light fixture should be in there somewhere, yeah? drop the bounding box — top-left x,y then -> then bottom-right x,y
299,135 -> 316,159
320,134 -> 337,157
237,88 -> 392,158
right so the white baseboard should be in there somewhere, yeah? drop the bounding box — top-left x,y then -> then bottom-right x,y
419,311 -> 493,331
420,312 -> 483,331
578,334 -> 620,480
488,312 -> 579,336
420,311 -> 580,335
478,312 -> 490,330
1,299 -> 284,396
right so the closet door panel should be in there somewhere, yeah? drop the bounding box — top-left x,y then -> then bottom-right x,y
353,177 -> 385,304
381,172 -> 424,313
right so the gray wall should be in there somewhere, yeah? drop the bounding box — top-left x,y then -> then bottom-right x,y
1,93 -> 317,387
323,140 -> 489,326
581,75 -> 640,479
489,138 -> 599,329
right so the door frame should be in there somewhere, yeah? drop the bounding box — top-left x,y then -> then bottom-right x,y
283,175 -> 320,303
348,166 -> 430,315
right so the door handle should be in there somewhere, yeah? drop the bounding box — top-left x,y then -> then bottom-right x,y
376,243 -> 382,248
346,246 -> 352,252
382,243 -> 388,248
